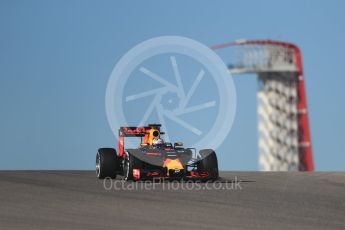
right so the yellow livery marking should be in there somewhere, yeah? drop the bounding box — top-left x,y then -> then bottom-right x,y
165,159 -> 184,171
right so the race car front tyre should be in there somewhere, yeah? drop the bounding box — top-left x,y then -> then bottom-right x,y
96,148 -> 118,179
198,149 -> 219,180
123,152 -> 143,181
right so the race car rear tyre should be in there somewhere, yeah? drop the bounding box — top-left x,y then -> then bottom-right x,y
123,152 -> 143,181
96,148 -> 118,179
198,149 -> 219,180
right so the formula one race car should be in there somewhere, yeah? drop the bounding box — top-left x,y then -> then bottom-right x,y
96,124 -> 218,181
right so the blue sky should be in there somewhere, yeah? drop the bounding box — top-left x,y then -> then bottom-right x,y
0,0 -> 344,170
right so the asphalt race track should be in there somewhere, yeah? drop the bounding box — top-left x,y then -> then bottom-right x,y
0,171 -> 344,230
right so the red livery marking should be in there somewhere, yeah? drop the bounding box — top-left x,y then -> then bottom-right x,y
133,169 -> 141,180
146,152 -> 161,156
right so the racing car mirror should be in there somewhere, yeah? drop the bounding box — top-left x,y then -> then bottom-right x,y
174,142 -> 184,148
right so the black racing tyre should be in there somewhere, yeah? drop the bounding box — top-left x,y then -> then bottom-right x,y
96,148 -> 118,179
123,152 -> 143,181
198,149 -> 219,180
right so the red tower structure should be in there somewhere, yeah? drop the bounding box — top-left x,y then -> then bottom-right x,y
212,40 -> 314,171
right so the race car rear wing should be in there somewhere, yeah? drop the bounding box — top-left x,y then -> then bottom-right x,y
118,124 -> 164,157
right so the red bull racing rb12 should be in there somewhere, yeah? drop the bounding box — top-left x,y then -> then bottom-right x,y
96,124 -> 219,181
